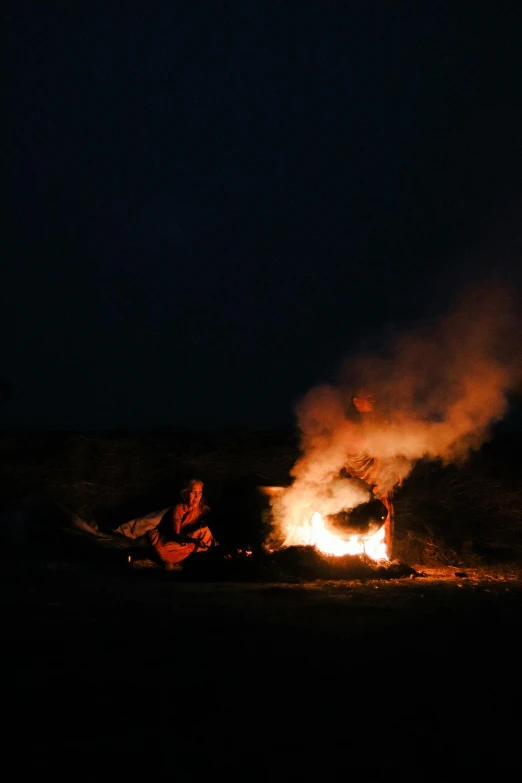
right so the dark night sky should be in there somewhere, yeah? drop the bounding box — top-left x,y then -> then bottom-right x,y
4,2 -> 522,430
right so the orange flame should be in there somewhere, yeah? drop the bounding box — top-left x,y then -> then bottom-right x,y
280,510 -> 388,561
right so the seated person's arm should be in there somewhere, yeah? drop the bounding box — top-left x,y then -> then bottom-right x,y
172,505 -> 203,546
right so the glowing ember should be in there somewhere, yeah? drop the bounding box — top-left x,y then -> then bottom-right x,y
283,511 -> 388,561
225,549 -> 253,560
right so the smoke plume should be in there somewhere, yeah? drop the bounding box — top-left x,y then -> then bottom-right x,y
270,281 -> 522,546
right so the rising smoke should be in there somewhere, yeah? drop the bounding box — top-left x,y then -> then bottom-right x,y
269,281 -> 522,545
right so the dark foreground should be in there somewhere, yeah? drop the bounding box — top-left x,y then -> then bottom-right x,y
3,559 -> 521,775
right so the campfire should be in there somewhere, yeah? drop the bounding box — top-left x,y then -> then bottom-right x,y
182,485 -> 415,582
260,486 -> 389,562
281,510 -> 387,560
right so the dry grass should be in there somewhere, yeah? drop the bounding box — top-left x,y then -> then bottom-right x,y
0,429 -> 297,510
393,443 -> 522,565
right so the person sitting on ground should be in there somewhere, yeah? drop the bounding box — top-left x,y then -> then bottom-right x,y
148,479 -> 216,571
71,479 -> 217,569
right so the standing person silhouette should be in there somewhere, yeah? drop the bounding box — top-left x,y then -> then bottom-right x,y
344,390 -> 399,557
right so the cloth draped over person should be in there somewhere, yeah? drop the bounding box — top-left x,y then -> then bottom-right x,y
112,507 -> 171,540
114,479 -> 216,569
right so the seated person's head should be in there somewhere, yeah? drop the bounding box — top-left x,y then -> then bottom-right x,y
185,479 -> 203,507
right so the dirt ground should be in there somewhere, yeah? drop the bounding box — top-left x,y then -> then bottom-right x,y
3,557 -> 521,774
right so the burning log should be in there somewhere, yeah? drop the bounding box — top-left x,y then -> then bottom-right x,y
267,545 -> 415,581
